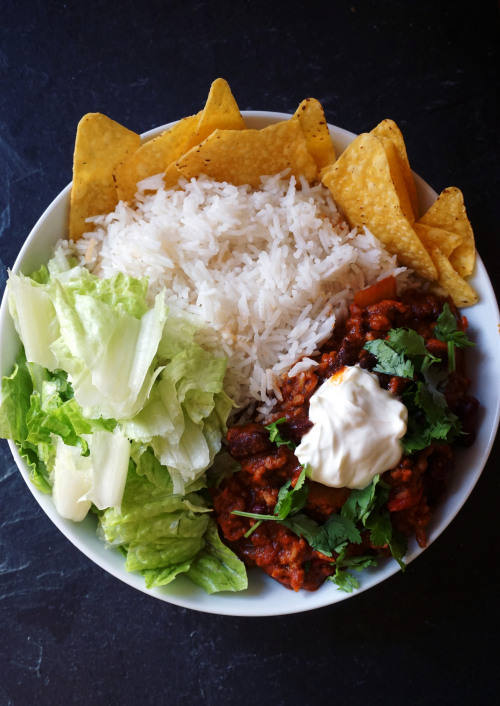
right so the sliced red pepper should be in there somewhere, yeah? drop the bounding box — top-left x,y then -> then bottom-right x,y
353,275 -> 397,308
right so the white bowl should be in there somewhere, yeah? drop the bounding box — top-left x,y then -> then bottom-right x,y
1,112 -> 499,616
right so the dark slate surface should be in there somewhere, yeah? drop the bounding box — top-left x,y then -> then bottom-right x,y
1,2 -> 499,704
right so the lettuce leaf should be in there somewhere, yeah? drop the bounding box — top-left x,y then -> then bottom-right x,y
123,344 -> 233,494
0,350 -> 32,445
1,254 -> 244,593
8,273 -> 60,370
7,265 -> 165,421
186,519 -> 248,594
98,465 -> 211,586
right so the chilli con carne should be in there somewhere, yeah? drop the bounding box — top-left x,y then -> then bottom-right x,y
211,278 -> 478,591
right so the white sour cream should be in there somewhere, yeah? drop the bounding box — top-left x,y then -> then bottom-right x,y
295,365 -> 407,489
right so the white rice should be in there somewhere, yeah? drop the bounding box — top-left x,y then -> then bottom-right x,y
65,172 -> 415,417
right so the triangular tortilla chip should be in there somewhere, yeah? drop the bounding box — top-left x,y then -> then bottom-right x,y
114,113 -> 201,203
322,132 -> 437,281
293,98 -> 336,172
70,113 -> 140,240
176,119 -> 317,187
414,223 -> 462,258
192,78 -> 246,145
371,119 -> 418,223
418,187 -> 475,278
426,244 -> 478,307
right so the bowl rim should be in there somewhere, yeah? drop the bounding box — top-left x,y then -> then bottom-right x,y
1,110 -> 499,616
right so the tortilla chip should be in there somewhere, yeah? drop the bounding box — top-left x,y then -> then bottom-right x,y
293,98 -> 336,172
114,113 -> 202,203
322,132 -> 437,281
426,244 -> 478,307
163,160 -> 185,189
418,187 -> 475,278
193,78 -> 246,145
414,223 -> 462,258
69,113 -> 140,240
175,119 -> 317,187
371,119 -> 418,222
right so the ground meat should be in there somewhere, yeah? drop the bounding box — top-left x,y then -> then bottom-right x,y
211,285 -> 478,592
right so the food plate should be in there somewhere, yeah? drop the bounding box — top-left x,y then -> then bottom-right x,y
1,112 -> 499,616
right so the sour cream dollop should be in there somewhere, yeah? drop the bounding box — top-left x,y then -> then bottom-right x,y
295,365 -> 408,490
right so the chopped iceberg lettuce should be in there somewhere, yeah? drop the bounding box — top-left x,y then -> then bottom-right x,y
0,252 -> 245,594
186,519 -> 248,594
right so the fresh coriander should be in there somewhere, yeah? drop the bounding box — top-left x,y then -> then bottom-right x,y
305,513 -> 361,556
265,417 -> 296,450
244,519 -> 262,538
364,327 -> 440,379
273,466 -> 309,519
434,303 -> 474,372
388,530 -> 407,571
233,466 -> 309,531
340,475 -> 401,564
329,548 -> 380,592
365,322 -> 463,452
363,338 -> 415,379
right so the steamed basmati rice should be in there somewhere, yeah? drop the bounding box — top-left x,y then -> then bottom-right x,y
66,172 -> 415,416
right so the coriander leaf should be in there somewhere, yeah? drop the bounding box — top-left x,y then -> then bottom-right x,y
422,363 -> 449,394
330,569 -> 360,593
366,509 -> 393,547
364,339 -> 414,378
435,302 -> 457,337
282,513 -> 323,548
341,475 -> 390,525
274,466 -> 309,520
389,530 -> 407,571
434,303 -> 474,372
415,382 -> 461,441
307,513 -> 361,556
233,466 -> 309,535
387,328 -> 429,358
386,328 -> 440,373
328,548 -> 379,592
341,475 -> 380,524
265,417 -> 296,450
434,303 -> 473,345
415,381 -> 447,421
343,475 -> 393,548
281,512 -> 361,558
339,554 -> 380,572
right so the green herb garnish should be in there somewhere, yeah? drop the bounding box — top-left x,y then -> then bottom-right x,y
434,302 -> 474,372
235,465 -> 309,537
264,416 -> 296,450
364,327 -> 440,379
233,473 -> 406,590
328,549 -> 379,592
364,322 -> 464,453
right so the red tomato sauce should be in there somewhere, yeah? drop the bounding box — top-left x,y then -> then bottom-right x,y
211,283 -> 478,591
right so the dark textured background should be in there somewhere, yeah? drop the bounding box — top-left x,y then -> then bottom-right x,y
1,2 -> 499,704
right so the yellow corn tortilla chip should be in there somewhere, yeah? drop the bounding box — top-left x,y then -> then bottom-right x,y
293,98 -> 336,172
175,119 -> 317,188
322,132 -> 437,281
163,160 -> 185,189
426,244 -> 478,307
114,113 -> 202,203
371,119 -> 418,222
414,223 -> 462,258
418,187 -> 475,278
193,78 -> 246,145
69,113 -> 140,240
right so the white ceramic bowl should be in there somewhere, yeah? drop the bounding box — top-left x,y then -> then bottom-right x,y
1,112 -> 499,616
